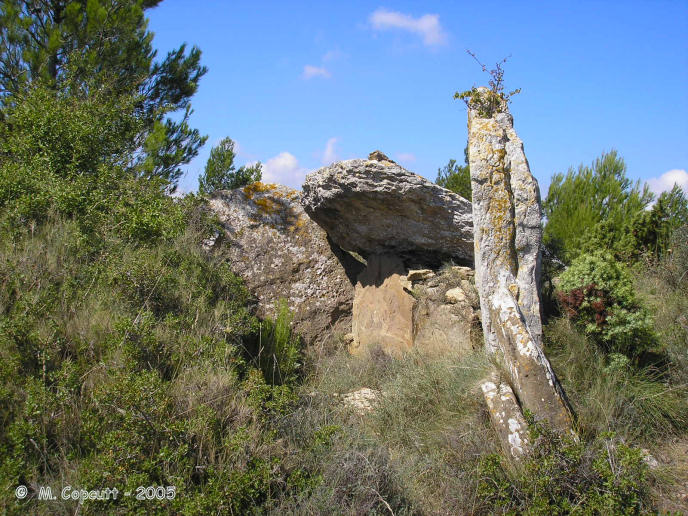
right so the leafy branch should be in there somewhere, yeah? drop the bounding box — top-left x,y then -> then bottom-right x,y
454,50 -> 521,117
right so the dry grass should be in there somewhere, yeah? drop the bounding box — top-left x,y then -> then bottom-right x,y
271,346 -> 496,514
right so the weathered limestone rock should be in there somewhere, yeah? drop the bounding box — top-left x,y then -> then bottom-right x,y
208,182 -> 362,346
340,388 -> 382,414
481,374 -> 530,459
350,257 -> 480,357
350,254 -> 415,357
445,287 -> 466,304
301,158 -> 474,266
412,266 -> 481,355
468,88 -> 573,435
368,150 -> 395,163
407,269 -> 435,281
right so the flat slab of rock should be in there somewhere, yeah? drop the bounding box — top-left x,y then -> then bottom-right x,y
350,254 -> 415,358
208,182 -> 362,346
301,159 -> 474,266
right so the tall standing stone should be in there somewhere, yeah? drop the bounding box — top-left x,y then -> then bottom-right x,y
467,88 -> 573,438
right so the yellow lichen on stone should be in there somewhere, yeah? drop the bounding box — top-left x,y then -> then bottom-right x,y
253,197 -> 280,216
243,181 -> 277,199
508,283 -> 519,298
287,215 -> 308,233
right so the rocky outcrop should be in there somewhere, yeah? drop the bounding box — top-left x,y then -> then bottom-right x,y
349,257 -> 480,357
411,265 -> 480,355
301,158 -> 474,266
208,182 -> 362,346
467,88 -> 574,442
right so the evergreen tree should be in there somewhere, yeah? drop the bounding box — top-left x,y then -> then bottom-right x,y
198,137 -> 262,195
629,184 -> 688,259
436,146 -> 471,200
543,151 -> 653,263
0,0 -> 206,187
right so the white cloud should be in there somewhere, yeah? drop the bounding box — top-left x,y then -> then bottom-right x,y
262,152 -> 309,188
321,137 -> 339,164
302,65 -> 331,79
369,8 -> 447,47
646,169 -> 688,195
396,152 -> 416,163
322,48 -> 345,62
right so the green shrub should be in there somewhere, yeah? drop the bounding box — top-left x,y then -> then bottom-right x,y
477,421 -> 651,515
252,299 -> 302,385
558,252 -> 656,356
545,318 -> 687,441
0,85 -> 140,227
0,205 -> 295,514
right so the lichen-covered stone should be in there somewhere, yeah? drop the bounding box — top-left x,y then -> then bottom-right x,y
301,159 -> 474,266
481,374 -> 530,459
341,387 -> 382,414
208,183 -> 362,346
468,90 -> 573,433
445,287 -> 466,304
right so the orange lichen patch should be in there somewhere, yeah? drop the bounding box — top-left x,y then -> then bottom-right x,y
253,197 -> 281,216
287,215 -> 308,233
243,181 -> 277,199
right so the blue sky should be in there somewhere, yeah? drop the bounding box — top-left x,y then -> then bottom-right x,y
147,1 -> 688,197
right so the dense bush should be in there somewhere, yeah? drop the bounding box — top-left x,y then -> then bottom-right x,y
0,204 -> 311,514
557,252 -> 655,356
478,421 -> 650,515
0,81 -> 307,511
0,85 -> 138,225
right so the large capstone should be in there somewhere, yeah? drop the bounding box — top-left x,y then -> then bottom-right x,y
208,182 -> 363,346
301,158 -> 474,266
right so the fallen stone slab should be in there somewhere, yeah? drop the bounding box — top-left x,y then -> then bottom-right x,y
481,373 -> 530,459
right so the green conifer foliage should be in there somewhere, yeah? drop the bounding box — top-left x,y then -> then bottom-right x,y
543,151 -> 654,263
198,137 -> 262,195
0,0 -> 207,188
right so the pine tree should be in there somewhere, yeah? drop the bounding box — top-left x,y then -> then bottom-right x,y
0,0 -> 206,188
198,137 -> 262,195
436,146 -> 471,200
543,150 -> 654,263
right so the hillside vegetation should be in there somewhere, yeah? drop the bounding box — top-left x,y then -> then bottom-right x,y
1,1 -> 687,514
